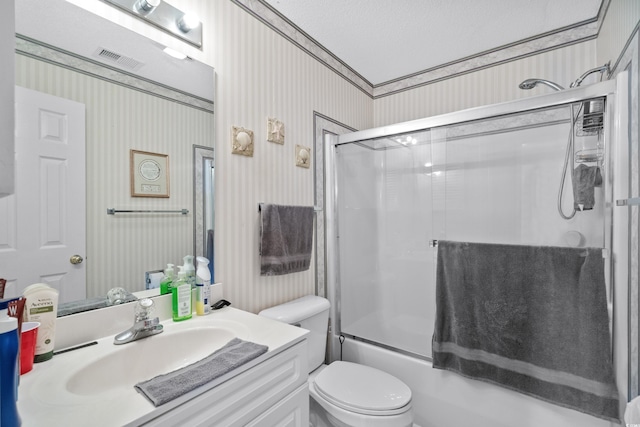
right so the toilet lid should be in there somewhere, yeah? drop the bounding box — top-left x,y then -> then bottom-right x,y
313,361 -> 412,416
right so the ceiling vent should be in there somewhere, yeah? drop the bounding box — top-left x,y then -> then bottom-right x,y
93,47 -> 144,71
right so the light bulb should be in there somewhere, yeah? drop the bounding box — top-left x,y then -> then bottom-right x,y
178,13 -> 200,32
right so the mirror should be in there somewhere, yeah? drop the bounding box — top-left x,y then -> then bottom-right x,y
6,0 -> 215,312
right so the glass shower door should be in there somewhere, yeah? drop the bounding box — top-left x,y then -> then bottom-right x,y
335,98 -> 612,360
336,129 -> 436,357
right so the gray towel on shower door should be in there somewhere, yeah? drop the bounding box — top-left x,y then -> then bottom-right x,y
572,163 -> 602,210
259,204 -> 314,276
432,240 -> 620,423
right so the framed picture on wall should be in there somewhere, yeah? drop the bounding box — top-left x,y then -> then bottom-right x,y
130,149 -> 170,198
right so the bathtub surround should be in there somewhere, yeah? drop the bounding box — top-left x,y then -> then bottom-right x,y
259,204 -> 315,275
432,241 -> 619,422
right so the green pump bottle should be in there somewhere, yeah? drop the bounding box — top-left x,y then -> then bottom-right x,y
160,264 -> 175,295
172,267 -> 192,322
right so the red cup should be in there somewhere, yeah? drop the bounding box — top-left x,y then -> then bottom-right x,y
20,322 -> 39,375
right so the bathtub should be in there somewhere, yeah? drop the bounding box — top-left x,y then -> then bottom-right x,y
337,336 -> 616,427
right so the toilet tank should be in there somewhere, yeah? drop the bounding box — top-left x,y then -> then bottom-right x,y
259,295 -> 330,373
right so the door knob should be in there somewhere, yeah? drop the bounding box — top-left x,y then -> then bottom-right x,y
70,255 -> 84,265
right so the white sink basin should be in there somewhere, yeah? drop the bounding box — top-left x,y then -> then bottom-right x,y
66,326 -> 238,395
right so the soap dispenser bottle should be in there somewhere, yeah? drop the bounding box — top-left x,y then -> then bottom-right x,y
0,298 -> 21,427
183,255 -> 196,287
195,256 -> 211,316
172,267 -> 192,322
160,264 -> 175,295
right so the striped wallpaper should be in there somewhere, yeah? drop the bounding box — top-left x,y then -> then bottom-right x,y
598,0 -> 640,71
28,0 -> 639,316
209,0 -> 373,313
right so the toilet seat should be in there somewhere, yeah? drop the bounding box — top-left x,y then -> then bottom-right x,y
312,361 -> 412,416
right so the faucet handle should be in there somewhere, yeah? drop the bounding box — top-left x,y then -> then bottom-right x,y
134,298 -> 155,322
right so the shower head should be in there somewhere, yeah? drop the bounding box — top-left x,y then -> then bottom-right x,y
518,78 -> 565,91
570,62 -> 611,88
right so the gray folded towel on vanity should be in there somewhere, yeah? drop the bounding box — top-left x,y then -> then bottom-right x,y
134,338 -> 268,406
572,163 -> 602,211
259,204 -> 314,276
432,240 -> 619,423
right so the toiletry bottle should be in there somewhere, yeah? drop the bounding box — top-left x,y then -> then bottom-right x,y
183,255 -> 196,287
23,283 -> 59,362
172,267 -> 192,322
195,256 -> 211,316
0,298 -> 21,427
160,263 -> 175,295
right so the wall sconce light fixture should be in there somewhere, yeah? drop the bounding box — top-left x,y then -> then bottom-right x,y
102,0 -> 203,48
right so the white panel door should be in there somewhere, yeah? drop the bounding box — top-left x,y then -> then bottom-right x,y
0,87 -> 86,303
0,0 -> 14,196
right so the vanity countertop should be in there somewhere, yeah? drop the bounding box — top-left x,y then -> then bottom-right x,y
17,307 -> 307,427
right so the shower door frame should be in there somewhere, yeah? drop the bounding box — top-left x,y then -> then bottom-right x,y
324,75 -> 632,400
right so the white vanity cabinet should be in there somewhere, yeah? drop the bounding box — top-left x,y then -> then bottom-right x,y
137,340 -> 309,427
18,306 -> 309,427
0,0 -> 14,196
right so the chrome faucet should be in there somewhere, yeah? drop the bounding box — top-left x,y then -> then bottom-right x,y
114,298 -> 163,345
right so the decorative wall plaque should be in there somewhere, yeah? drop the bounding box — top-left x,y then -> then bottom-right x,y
130,149 -> 169,197
295,144 -> 311,168
267,117 -> 285,144
232,126 -> 254,157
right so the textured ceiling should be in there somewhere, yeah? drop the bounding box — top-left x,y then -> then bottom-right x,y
263,0 -> 603,85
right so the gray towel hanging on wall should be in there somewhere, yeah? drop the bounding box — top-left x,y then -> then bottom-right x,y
259,203 -> 314,276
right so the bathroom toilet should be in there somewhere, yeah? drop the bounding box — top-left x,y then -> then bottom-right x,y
259,295 -> 413,427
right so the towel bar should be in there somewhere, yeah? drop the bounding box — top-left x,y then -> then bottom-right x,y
107,208 -> 189,215
616,198 -> 640,206
258,203 -> 321,212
